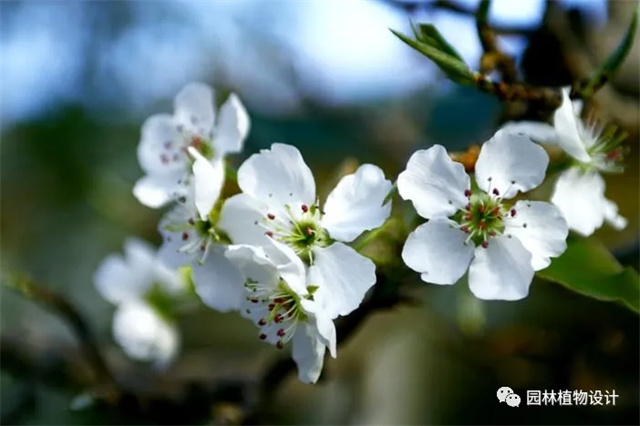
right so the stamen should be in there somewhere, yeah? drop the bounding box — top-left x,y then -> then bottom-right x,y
182,232 -> 189,241
510,209 -> 517,217
301,204 -> 309,213
259,333 -> 267,340
464,189 -> 472,197
276,341 -> 284,349
267,213 -> 276,220
481,241 -> 489,249
492,188 -> 500,196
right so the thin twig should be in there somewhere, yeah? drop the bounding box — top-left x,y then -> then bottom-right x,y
4,273 -> 117,387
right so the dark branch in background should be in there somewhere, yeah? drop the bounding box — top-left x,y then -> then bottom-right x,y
3,274 -> 117,389
475,0 -> 517,83
242,257 -> 412,424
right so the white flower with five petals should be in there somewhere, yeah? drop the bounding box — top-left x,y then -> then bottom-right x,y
134,82 -> 250,209
503,88 -> 627,236
226,240 -> 336,384
218,143 -> 392,318
398,130 -> 569,300
93,238 -> 187,366
157,154 -> 245,313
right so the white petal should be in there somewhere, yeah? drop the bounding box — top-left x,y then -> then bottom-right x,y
468,236 -> 534,301
137,114 -> 186,176
188,147 -> 224,220
475,129 -> 549,199
113,302 -> 179,367
397,145 -> 470,219
300,299 -> 337,358
214,93 -> 250,156
291,324 -> 326,384
551,168 -> 607,237
237,143 -> 316,207
553,88 -> 591,162
94,255 -> 141,304
94,238 -> 156,304
401,218 -> 474,285
499,121 -> 558,145
267,239 -> 308,295
603,198 -> 627,230
307,243 -> 376,319
505,201 -> 568,270
225,245 -> 280,290
173,82 -> 215,136
192,246 -> 245,312
157,203 -> 199,268
133,173 -> 188,209
322,164 -> 392,242
218,194 -> 270,245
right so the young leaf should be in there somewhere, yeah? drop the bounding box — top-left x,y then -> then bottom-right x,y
537,237 -> 640,313
390,29 -> 474,85
417,24 -> 465,62
578,4 -> 638,98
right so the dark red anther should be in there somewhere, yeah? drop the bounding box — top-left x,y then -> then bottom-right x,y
268,303 -> 275,311
182,232 -> 189,241
478,205 -> 485,214
478,220 -> 486,229
250,298 -> 259,304
465,203 -> 471,210
200,244 -> 206,251
491,206 -> 500,215
301,204 -> 309,213
274,297 -> 285,304
188,218 -> 195,225
259,333 -> 267,340
265,231 -> 274,237
492,188 -> 500,196
274,313 -> 283,323
276,341 -> 284,349
465,214 -> 473,221
464,189 -> 472,197
277,328 -> 286,337
267,213 -> 275,220
258,318 -> 267,326
488,231 -> 496,237
460,226 -> 469,233
481,241 -> 489,249
510,209 -> 517,217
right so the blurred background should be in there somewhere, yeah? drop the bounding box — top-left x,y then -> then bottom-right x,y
1,0 -> 638,424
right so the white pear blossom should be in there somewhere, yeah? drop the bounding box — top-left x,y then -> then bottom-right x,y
398,130 -> 569,301
218,143 -> 392,318
503,88 -> 627,236
226,241 -> 336,384
133,82 -> 250,209
157,154 -> 245,313
93,238 -> 187,366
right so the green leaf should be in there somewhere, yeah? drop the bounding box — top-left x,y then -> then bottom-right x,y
390,29 -> 475,85
537,237 -> 640,313
416,24 -> 464,62
382,180 -> 397,206
579,4 -> 638,97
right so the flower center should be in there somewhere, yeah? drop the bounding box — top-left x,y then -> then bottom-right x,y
261,203 -> 330,263
453,188 -> 515,248
245,279 -> 317,349
164,198 -> 230,263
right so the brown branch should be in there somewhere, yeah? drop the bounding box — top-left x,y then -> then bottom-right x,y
475,0 -> 518,83
4,274 -> 117,388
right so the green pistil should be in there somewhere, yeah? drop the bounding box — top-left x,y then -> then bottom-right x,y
273,204 -> 331,263
455,192 -> 508,246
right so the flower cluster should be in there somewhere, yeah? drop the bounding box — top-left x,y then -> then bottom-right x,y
93,82 -> 626,383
